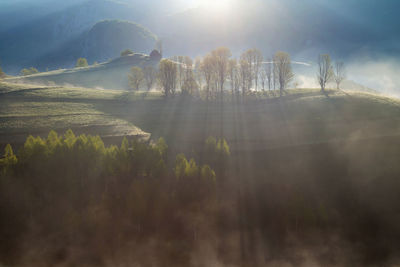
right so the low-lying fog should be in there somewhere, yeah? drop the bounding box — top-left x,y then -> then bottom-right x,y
294,57 -> 400,97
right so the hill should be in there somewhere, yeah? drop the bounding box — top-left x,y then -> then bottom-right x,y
2,81 -> 400,153
0,81 -> 152,146
0,0 -> 152,73
37,20 -> 158,69
5,53 -> 160,90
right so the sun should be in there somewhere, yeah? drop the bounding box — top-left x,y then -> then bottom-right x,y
196,0 -> 233,13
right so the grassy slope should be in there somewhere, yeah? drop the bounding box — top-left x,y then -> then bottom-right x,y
1,80 -> 400,152
4,53 -> 158,90
0,82 -> 151,145
97,88 -> 400,151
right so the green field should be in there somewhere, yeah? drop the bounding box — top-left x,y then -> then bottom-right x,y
2,80 -> 400,266
0,82 -> 151,145
1,80 -> 400,153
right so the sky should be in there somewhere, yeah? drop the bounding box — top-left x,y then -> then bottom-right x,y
1,0 -> 400,93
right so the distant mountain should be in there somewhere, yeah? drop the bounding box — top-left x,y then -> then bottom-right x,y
36,20 -> 158,69
0,0 -> 87,33
0,0 -> 146,73
1,0 -> 400,76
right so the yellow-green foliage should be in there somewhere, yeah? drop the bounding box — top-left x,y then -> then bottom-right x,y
0,144 -> 17,168
75,58 -> 89,68
174,153 -> 216,183
175,154 -> 200,179
175,153 -> 188,179
121,49 -> 134,56
0,129 -> 171,180
201,165 -> 216,183
0,66 -> 5,78
20,67 -> 39,76
155,137 -> 168,156
0,129 -> 221,265
217,138 -> 230,156
206,136 -> 230,157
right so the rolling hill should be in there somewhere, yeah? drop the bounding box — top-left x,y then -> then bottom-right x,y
5,53 -> 160,90
1,79 -> 400,154
36,20 -> 158,70
0,81 -> 152,146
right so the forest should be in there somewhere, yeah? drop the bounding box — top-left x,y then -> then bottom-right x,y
1,126 -> 400,266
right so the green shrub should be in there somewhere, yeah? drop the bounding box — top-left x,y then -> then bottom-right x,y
121,49 -> 134,56
75,58 -> 88,68
20,67 -> 39,76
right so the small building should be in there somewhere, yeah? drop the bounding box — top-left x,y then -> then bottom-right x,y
149,50 -> 162,61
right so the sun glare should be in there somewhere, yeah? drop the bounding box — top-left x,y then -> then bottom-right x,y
197,0 -> 233,13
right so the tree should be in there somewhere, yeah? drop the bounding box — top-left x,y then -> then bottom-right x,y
121,49 -> 134,57
182,59 -> 199,96
228,58 -> 239,98
171,56 -> 185,90
334,61 -> 346,90
128,67 -> 144,91
143,66 -> 156,91
2,144 -> 17,166
181,76 -> 198,96
317,54 -> 334,92
266,58 -> 273,91
260,64 -> 268,91
20,67 -> 39,76
158,59 -> 177,97
0,66 -> 5,79
194,56 -> 203,91
211,47 -> 231,100
0,60 -> 5,79
75,58 -> 88,68
240,49 -> 263,91
274,51 -> 294,96
200,54 -> 215,101
239,59 -> 251,97
253,50 -> 263,91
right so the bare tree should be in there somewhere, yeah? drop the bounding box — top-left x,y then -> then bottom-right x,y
143,66 -> 156,91
200,54 -> 215,101
194,56 -> 203,91
181,56 -> 198,96
273,60 -> 277,91
334,61 -> 346,90
211,47 -> 232,100
171,56 -> 185,90
228,58 -> 238,98
128,66 -> 144,91
183,56 -> 193,82
266,58 -> 273,91
274,51 -> 294,97
240,49 -> 263,91
317,54 -> 334,92
239,59 -> 251,98
253,49 -> 263,91
158,59 -> 177,97
260,64 -> 268,91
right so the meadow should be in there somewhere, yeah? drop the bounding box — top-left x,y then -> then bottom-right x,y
2,80 -> 400,266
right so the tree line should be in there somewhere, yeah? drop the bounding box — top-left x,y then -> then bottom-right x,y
153,48 -> 346,99
0,130 -> 231,265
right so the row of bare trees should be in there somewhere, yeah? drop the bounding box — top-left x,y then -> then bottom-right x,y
317,54 -> 346,92
128,66 -> 157,91
131,48 -> 346,99
158,47 -> 296,99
